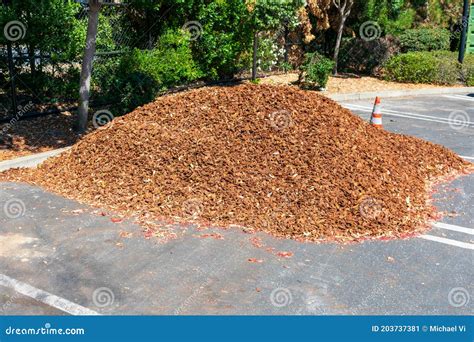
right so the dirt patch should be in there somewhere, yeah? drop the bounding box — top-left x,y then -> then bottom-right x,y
2,84 -> 471,242
0,112 -> 79,162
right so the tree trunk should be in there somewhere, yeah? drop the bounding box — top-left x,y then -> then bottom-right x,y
77,0 -> 100,134
252,31 -> 259,81
333,17 -> 345,75
332,0 -> 353,75
283,24 -> 289,64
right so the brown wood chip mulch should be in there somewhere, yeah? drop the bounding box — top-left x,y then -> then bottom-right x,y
2,84 -> 472,242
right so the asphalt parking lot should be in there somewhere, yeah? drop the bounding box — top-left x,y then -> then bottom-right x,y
0,93 -> 472,315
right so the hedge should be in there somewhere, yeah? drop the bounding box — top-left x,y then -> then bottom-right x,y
398,28 -> 451,53
383,51 -> 474,85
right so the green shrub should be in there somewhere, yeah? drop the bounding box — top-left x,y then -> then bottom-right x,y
92,29 -> 202,114
299,52 -> 334,89
383,51 -> 460,85
431,51 -> 462,85
122,31 -> 202,89
194,0 -> 253,79
398,28 -> 450,53
460,55 -> 474,86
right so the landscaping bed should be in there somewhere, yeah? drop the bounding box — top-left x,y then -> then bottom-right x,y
258,73 -> 462,93
0,111 -> 79,162
2,84 -> 471,242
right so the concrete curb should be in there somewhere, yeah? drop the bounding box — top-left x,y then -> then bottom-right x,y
327,87 -> 474,101
0,147 -> 71,172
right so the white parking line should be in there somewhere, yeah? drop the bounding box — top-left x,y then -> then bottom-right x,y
444,95 -> 474,102
460,155 -> 474,160
417,222 -> 474,250
345,105 -> 448,124
0,273 -> 100,315
344,104 -> 474,127
433,222 -> 474,235
418,234 -> 474,250
346,103 -> 458,122
343,105 -> 452,125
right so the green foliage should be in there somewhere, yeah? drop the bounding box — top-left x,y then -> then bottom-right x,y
93,29 -> 202,114
384,51 -> 461,85
193,0 -> 251,79
242,35 -> 284,72
384,52 -> 437,84
124,30 -> 202,88
398,28 -> 450,52
191,0 -> 302,79
383,9 -> 416,35
248,0 -> 304,32
362,0 -> 415,35
250,78 -> 261,84
460,55 -> 474,86
299,52 -> 334,89
0,0 -> 118,102
362,0 -> 459,32
0,0 -> 84,60
424,0 -> 462,28
15,66 -> 80,102
280,61 -> 294,73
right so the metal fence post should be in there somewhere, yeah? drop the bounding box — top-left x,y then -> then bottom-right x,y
6,41 -> 17,117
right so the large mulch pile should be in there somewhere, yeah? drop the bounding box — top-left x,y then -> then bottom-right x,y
2,84 -> 472,242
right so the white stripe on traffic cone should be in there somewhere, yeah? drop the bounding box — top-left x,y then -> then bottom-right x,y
370,97 -> 383,128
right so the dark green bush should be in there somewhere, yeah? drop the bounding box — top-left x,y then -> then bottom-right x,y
92,30 -> 202,115
299,52 -> 334,89
384,51 -> 462,85
16,66 -> 80,101
398,28 -> 450,53
339,36 -> 400,75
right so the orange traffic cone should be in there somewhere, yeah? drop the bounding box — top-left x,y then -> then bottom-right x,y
370,97 -> 383,128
